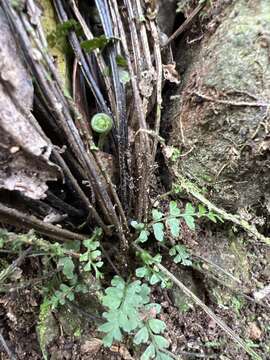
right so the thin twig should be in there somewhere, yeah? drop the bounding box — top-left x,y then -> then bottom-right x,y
193,254 -> 242,285
149,19 -> 163,161
163,2 -> 206,47
0,332 -> 17,360
69,0 -> 116,113
133,244 -> 262,360
162,348 -> 217,359
109,0 -> 151,221
193,91 -> 270,108
99,243 -> 121,276
0,247 -> 32,284
173,171 -> 270,246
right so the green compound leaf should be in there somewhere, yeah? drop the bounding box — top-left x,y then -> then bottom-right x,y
156,352 -> 174,360
83,260 -> 92,272
119,68 -> 130,85
148,319 -> 166,334
185,203 -> 195,215
207,211 -> 223,223
150,273 -> 161,285
63,240 -> 81,252
79,252 -> 88,262
152,222 -> 164,242
116,55 -> 128,67
136,266 -> 148,278
152,209 -> 164,221
183,214 -> 195,230
75,283 -> 88,293
99,277 -> 151,347
90,250 -> 102,259
182,203 -> 196,230
103,289 -> 123,310
154,335 -> 170,350
138,230 -> 150,243
141,343 -> 155,360
166,217 -> 180,238
139,284 -> 151,304
169,245 -> 192,266
169,201 -> 181,216
99,311 -> 122,347
145,303 -> 161,314
50,283 -> 75,308
134,326 -> 149,345
198,204 -> 207,216
83,239 -> 99,250
131,221 -> 145,231
152,254 -> 162,264
58,257 -> 75,279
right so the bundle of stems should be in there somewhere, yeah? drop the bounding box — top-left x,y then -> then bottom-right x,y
0,0 -> 163,255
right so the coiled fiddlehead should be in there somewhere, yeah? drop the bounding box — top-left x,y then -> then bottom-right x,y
91,113 -> 113,149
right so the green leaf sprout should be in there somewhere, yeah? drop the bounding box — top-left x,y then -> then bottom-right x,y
91,113 -> 113,149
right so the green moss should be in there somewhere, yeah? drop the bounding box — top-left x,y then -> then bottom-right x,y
37,298 -> 59,360
40,0 -> 70,90
58,305 -> 82,336
204,0 -> 270,92
229,239 -> 250,283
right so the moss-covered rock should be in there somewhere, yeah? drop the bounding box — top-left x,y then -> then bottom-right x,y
169,0 -> 270,212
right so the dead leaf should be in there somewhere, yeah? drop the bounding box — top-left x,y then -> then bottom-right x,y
162,145 -> 175,159
247,322 -> 262,341
111,344 -> 134,360
81,338 -> 102,355
163,63 -> 180,84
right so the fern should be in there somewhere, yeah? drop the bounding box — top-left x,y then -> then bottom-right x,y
98,276 -> 173,360
99,276 -> 149,346
79,228 -> 103,279
136,252 -> 171,289
169,245 -> 192,266
134,303 -> 172,360
132,201 -> 222,244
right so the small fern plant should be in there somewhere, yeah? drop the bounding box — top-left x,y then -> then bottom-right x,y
98,276 -> 173,360
136,251 -> 171,289
48,228 -> 103,309
132,201 -> 222,244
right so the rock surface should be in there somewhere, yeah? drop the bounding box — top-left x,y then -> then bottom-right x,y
167,0 -> 270,212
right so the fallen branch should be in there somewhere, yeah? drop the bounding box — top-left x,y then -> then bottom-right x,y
0,203 -> 86,242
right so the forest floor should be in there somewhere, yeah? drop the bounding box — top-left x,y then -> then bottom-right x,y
0,0 -> 270,359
